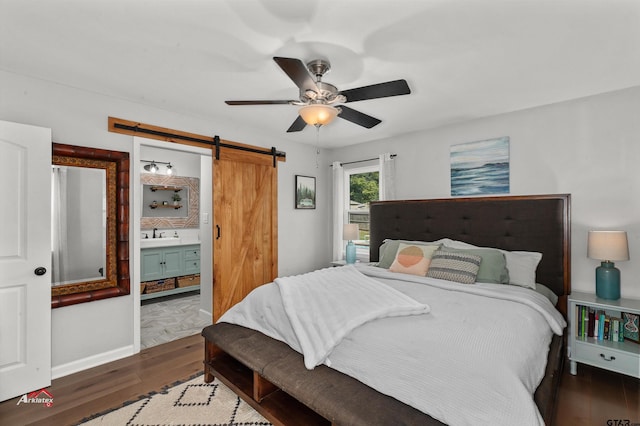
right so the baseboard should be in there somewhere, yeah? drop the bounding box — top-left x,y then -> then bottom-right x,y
52,344 -> 135,379
199,308 -> 212,324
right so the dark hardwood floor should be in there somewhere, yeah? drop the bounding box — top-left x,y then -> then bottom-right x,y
0,334 -> 637,426
555,362 -> 639,426
0,334 -> 204,426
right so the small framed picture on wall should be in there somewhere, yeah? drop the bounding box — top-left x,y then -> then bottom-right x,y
295,175 -> 316,209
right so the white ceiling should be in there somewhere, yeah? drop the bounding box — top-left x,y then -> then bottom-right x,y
2,0 -> 640,148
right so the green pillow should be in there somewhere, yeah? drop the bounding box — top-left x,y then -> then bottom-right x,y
378,239 -> 441,269
441,246 -> 510,284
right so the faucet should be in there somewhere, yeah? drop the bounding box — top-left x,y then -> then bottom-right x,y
153,228 -> 158,238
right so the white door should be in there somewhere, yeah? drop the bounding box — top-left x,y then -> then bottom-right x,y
0,120 -> 52,402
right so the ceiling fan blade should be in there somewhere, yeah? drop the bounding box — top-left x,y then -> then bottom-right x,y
338,106 -> 381,129
273,57 -> 319,92
286,115 -> 307,133
225,100 -> 292,105
340,79 -> 411,103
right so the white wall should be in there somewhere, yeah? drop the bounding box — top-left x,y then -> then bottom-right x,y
200,156 -> 213,318
6,65 -> 636,375
0,70 -> 329,374
330,86 -> 640,300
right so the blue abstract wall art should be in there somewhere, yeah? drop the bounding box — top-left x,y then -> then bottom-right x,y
450,136 -> 510,196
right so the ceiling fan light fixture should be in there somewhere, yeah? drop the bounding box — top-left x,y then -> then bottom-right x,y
299,104 -> 338,127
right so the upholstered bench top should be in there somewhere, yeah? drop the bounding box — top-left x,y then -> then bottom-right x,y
202,323 -> 441,426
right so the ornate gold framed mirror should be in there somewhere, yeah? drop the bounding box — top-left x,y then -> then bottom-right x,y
51,143 -> 130,308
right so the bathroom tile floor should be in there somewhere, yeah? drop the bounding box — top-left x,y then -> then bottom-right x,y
140,293 -> 211,349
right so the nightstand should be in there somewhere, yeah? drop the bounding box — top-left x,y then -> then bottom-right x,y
567,291 -> 640,378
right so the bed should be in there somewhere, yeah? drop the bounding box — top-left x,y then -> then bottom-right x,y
202,194 -> 571,426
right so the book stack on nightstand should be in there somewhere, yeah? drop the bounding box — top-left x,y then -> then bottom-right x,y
568,291 -> 640,378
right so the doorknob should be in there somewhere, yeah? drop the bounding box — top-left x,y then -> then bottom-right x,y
216,225 -> 221,239
34,267 -> 47,276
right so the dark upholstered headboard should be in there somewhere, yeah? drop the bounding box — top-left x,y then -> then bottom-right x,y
370,194 -> 571,310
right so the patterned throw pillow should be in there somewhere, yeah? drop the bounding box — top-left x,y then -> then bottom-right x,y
426,249 -> 482,284
442,239 -> 541,288
389,243 -> 440,276
378,239 -> 441,269
440,246 -> 509,284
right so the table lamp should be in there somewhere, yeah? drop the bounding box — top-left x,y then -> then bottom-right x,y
587,230 -> 629,300
343,224 -> 359,264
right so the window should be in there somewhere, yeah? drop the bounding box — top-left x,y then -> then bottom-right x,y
344,164 -> 379,256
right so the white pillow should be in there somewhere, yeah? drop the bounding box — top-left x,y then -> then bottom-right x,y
442,239 -> 477,249
502,251 -> 542,289
443,239 -> 541,289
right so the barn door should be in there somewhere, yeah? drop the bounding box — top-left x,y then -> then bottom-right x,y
212,149 -> 278,322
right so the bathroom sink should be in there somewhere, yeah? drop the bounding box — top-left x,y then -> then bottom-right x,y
140,238 -> 182,248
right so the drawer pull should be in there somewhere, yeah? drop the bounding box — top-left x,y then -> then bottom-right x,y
599,353 -> 616,362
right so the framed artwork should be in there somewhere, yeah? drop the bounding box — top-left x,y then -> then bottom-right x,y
622,312 -> 640,343
295,175 -> 316,209
450,136 -> 510,196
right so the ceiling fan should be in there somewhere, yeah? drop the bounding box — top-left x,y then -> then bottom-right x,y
225,57 -> 411,132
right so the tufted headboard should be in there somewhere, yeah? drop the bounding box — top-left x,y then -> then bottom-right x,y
369,194 -> 571,312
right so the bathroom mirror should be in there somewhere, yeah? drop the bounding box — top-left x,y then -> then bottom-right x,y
51,143 -> 130,308
140,174 -> 199,229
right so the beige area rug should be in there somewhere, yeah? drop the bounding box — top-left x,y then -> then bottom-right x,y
78,374 -> 271,426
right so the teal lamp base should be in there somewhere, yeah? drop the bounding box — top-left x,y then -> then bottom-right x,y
595,261 -> 620,300
345,241 -> 356,264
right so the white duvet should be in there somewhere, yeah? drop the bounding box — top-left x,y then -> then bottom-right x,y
218,264 -> 566,426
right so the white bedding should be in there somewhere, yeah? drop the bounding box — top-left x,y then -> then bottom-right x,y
218,264 -> 567,426
275,265 -> 429,368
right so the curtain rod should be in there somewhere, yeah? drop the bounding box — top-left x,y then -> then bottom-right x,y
330,153 -> 397,167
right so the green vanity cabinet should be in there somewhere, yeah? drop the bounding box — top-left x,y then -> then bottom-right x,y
183,246 -> 201,275
141,244 -> 201,300
141,246 -> 183,281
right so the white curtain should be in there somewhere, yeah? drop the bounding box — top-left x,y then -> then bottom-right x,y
379,153 -> 396,200
51,166 -> 69,284
331,161 -> 344,261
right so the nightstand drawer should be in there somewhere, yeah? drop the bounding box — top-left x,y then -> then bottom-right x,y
573,341 -> 640,376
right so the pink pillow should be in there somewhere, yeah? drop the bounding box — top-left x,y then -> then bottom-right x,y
389,243 -> 440,276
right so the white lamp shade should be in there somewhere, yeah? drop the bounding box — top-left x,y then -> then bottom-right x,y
343,223 -> 359,241
299,104 -> 338,126
587,230 -> 629,261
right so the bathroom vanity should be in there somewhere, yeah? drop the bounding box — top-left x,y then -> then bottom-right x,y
140,240 -> 200,300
